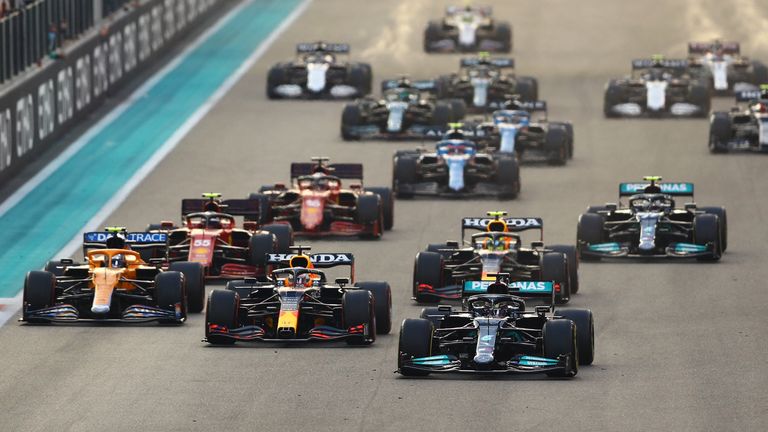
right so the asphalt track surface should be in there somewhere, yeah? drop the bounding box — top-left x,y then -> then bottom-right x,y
1,1 -> 767,431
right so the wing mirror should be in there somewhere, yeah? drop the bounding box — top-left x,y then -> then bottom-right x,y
605,203 -> 617,212
531,241 -> 544,249
243,221 -> 260,231
446,241 -> 459,248
335,277 -> 350,288
684,202 -> 697,211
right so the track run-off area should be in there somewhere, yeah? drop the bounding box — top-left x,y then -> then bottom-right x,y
1,1 -> 767,431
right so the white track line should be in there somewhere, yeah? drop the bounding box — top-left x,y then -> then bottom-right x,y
0,0 -> 313,325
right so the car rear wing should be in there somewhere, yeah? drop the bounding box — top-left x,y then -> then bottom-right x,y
290,162 -> 363,182
735,90 -> 763,102
296,42 -> 350,54
446,5 -> 491,16
181,198 -> 262,219
461,217 -> 544,241
619,182 -> 694,197
464,275 -> 556,305
381,79 -> 437,92
460,57 -> 514,68
82,231 -> 168,256
688,41 -> 739,55
631,58 -> 688,69
266,252 -> 355,280
502,100 -> 546,112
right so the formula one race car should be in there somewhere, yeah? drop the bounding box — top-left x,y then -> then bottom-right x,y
424,6 -> 512,53
459,99 -> 573,164
147,193 -> 293,291
412,212 -> 578,304
709,86 -> 768,153
267,42 -> 371,99
435,54 -> 538,110
205,247 -> 392,345
397,273 -> 594,377
341,78 -> 465,140
23,227 -> 205,322
577,177 -> 727,261
254,158 -> 393,238
687,40 -> 768,94
604,56 -> 710,118
392,138 -> 520,199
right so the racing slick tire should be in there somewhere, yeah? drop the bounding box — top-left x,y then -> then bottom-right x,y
23,270 -> 56,322
266,64 -> 288,99
541,252 -> 570,304
261,223 -> 293,254
247,233 -> 276,268
557,309 -> 594,365
155,271 -> 187,324
246,193 -> 272,224
356,194 -> 383,239
515,76 -> 538,101
366,187 -> 394,230
708,112 -> 731,153
435,75 -> 453,99
432,101 -> 453,126
549,245 -> 579,294
496,156 -> 521,199
694,214 -> 722,261
419,306 -> 450,328
343,290 -> 376,345
348,63 -> 372,95
413,252 -> 444,303
44,260 -> 69,277
699,206 -> 727,252
493,22 -> 512,52
423,20 -> 443,52
427,243 -> 455,259
393,155 -> 418,198
357,282 -> 392,334
398,318 -> 434,376
688,83 -> 710,117
168,262 -> 205,313
603,81 -> 623,118
448,99 -> 467,121
555,122 -> 574,159
577,213 -> 605,261
544,127 -> 568,166
543,319 -> 578,377
205,290 -> 238,345
341,103 -> 363,141
751,60 -> 768,86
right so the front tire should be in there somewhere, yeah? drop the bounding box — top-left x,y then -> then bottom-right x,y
398,318 -> 434,376
168,262 -> 205,314
357,282 -> 392,334
557,309 -> 594,365
23,271 -> 56,322
155,271 -> 187,324
413,252 -> 443,303
343,290 -> 376,345
543,319 -> 578,377
541,252 -> 570,304
206,290 -> 238,345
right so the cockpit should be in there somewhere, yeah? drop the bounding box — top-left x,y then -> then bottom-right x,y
471,232 -> 520,252
466,294 -> 525,318
271,268 -> 325,288
492,109 -> 529,125
467,65 -> 498,79
628,194 -> 675,213
296,174 -> 341,192
185,212 -> 235,230
436,140 -> 477,156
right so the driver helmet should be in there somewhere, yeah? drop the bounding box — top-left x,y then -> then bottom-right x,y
111,254 -> 127,268
296,273 -> 314,287
207,216 -> 222,229
484,237 -> 510,251
487,219 -> 507,232
643,184 -> 662,194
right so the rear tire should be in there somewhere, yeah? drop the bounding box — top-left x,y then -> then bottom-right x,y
419,306 -> 450,328
557,309 -> 594,365
515,76 -> 537,101
44,260 -> 69,277
694,214 -> 722,261
343,290 -> 376,345
155,271 -> 187,324
549,245 -> 579,294
494,22 -> 512,52
205,290 -> 238,345
23,271 -> 56,322
577,213 -> 605,261
357,282 -> 392,334
341,103 -> 363,141
247,233 -> 276,267
413,252 -> 443,303
541,252 -> 570,304
432,102 -> 453,126
398,318 -> 434,376
424,20 -> 443,52
366,187 -> 394,230
751,60 -> 768,86
168,262 -> 205,314
543,319 -> 578,377
496,156 -> 521,199
708,112 -> 731,153
246,193 -> 272,224
261,223 -> 293,254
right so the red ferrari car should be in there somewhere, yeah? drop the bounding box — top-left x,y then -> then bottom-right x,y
254,158 -> 394,238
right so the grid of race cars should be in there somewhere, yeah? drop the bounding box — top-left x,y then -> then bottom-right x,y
21,6 -> 765,378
